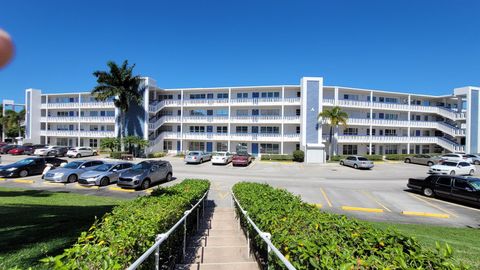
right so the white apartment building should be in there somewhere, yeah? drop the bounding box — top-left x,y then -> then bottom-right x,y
24,77 -> 480,163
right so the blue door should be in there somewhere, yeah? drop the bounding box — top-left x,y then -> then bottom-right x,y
252,143 -> 259,156
176,141 -> 181,151
252,109 -> 259,116
207,126 -> 213,133
206,142 -> 213,152
252,92 -> 259,98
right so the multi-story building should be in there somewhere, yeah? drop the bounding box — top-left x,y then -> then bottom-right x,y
24,77 -> 480,163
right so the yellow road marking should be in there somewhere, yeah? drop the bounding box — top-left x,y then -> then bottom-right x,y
13,179 -> 35,184
0,178 -> 6,181
402,211 -> 450,219
408,193 -> 457,218
361,191 -> 392,212
341,206 -> 384,213
43,181 -> 65,185
314,203 -> 322,209
75,184 -> 100,190
320,187 -> 332,207
108,187 -> 136,193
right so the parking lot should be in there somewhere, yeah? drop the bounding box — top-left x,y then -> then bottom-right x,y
1,154 -> 479,228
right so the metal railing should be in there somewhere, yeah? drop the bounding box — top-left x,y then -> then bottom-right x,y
127,190 -> 209,270
231,192 -> 296,270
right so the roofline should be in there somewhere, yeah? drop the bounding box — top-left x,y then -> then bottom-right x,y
163,85 -> 300,91
325,85 -> 454,98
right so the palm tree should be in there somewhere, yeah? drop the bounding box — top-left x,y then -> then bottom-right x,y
91,60 -> 144,151
318,106 -> 348,157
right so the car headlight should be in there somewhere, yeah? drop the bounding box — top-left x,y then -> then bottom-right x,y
87,177 -> 97,181
6,167 -> 17,171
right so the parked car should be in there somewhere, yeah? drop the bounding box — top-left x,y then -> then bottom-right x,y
34,145 -> 67,157
117,160 -> 173,190
211,152 -> 233,165
463,154 -> 480,165
0,157 -> 67,177
184,151 -> 212,164
440,153 -> 473,164
66,147 -> 97,158
43,160 -> 104,183
0,144 -> 17,154
340,155 -> 374,169
407,175 -> 480,206
404,154 -> 442,166
8,146 -> 34,155
79,162 -> 133,186
232,152 -> 253,166
428,161 -> 475,176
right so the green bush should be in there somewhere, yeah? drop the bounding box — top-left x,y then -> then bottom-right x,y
385,154 -> 412,160
109,151 -> 129,159
261,154 -> 293,161
331,154 -> 383,161
42,179 -> 210,269
233,182 -> 466,269
292,150 -> 304,162
147,152 -> 167,158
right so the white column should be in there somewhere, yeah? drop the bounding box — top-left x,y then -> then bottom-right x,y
180,90 -> 184,152
78,94 -> 81,147
281,86 -> 285,154
369,91 -> 373,155
45,94 -> 49,144
407,94 -> 411,154
334,87 -> 339,105
227,88 -> 231,151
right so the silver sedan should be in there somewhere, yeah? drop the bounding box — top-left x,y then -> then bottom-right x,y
43,160 -> 104,183
78,162 -> 133,186
184,151 -> 212,164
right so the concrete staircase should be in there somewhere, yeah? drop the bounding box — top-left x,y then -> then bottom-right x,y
175,207 -> 259,270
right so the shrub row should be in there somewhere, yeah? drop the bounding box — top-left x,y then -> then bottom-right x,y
109,151 -> 129,159
43,179 -> 210,269
330,154 -> 384,161
232,182 -> 465,269
261,154 -> 294,161
147,152 -> 167,158
385,154 -> 412,160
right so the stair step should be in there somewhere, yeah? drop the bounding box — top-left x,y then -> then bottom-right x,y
198,229 -> 240,237
189,235 -> 246,247
204,207 -> 235,214
201,220 -> 237,230
175,262 -> 259,270
183,246 -> 252,264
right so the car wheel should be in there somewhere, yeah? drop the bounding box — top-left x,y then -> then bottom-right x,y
199,158 -> 203,164
141,179 -> 151,190
48,152 -> 55,157
67,174 -> 77,183
427,161 -> 434,167
354,164 -> 358,169
76,153 -> 81,158
166,173 -> 172,182
423,188 -> 434,197
475,160 -> 480,165
450,170 -> 456,175
100,177 -> 109,186
405,158 -> 411,163
93,152 -> 98,156
469,169 -> 475,176
339,161 -> 344,165
19,169 -> 28,177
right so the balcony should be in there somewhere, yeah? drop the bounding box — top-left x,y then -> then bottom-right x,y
149,100 -> 182,113
39,130 -> 115,138
148,132 -> 300,143
79,101 -> 115,108
148,116 -> 181,130
182,99 -> 229,107
40,101 -> 114,109
40,116 -> 116,123
183,116 -> 229,123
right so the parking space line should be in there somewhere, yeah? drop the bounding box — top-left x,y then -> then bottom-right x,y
314,203 -> 322,209
408,193 -> 458,218
74,184 -> 100,190
419,195 -> 480,213
361,191 -> 392,212
0,178 -> 6,181
319,187 -> 332,207
341,206 -> 384,213
13,179 -> 35,184
402,211 -> 450,219
108,187 -> 136,193
42,181 -> 66,186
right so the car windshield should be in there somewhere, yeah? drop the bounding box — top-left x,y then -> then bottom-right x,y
236,152 -> 249,156
132,162 -> 151,170
63,161 -> 83,169
188,152 -> 200,156
213,152 -> 226,156
442,162 -> 458,167
470,180 -> 480,190
357,157 -> 368,161
14,158 -> 35,165
94,164 -> 114,172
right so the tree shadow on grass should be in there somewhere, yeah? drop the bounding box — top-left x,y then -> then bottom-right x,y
0,189 -> 70,198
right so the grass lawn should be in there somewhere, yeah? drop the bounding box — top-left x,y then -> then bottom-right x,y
368,221 -> 480,269
0,187 -> 124,269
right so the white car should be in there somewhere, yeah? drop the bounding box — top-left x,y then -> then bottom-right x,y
211,152 -> 233,165
67,147 -> 97,158
440,153 -> 473,164
428,161 -> 476,176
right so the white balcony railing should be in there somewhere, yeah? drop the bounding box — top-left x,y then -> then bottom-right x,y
182,99 -> 229,106
40,116 -> 116,123
183,116 -> 230,123
40,130 -> 115,138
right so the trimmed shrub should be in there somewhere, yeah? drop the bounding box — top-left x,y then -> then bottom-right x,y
331,154 -> 383,161
261,154 -> 293,161
42,179 -> 210,269
292,150 -> 304,162
147,152 -> 167,158
233,182 -> 466,269
385,154 -> 412,160
109,151 -> 129,159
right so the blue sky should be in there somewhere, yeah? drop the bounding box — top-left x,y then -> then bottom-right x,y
0,0 -> 479,104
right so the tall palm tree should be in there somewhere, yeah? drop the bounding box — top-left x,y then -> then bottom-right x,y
91,60 -> 144,151
318,106 -> 348,157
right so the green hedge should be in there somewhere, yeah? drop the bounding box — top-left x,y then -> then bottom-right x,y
292,150 -> 304,162
385,154 -> 412,160
261,154 -> 294,161
42,179 -> 210,269
233,182 -> 466,269
147,152 -> 167,158
331,154 -> 383,161
109,151 -> 129,159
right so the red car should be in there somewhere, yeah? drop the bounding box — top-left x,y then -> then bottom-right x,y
8,146 -> 33,155
232,152 -> 253,166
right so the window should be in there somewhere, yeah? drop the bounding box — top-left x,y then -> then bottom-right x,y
251,126 -> 259,133
90,111 -> 98,117
190,94 -> 206,99
189,126 -> 205,133
89,139 -> 98,148
260,126 -> 280,134
343,94 -> 359,100
342,145 -> 358,155
260,92 -> 280,98
260,109 -> 280,116
163,141 -> 173,151
106,111 -> 115,116
378,113 -> 384,119
385,97 -> 398,103
343,128 -> 358,135
436,177 -> 452,186
89,125 -> 99,131
384,129 -> 396,136
206,93 -> 214,99
236,93 -> 248,98
189,142 -> 205,151
236,126 -> 248,133
424,115 -> 428,121
296,144 -> 300,150
260,143 -> 280,154
236,110 -> 249,116
385,113 -> 398,120
216,126 -> 228,133
367,129 -> 376,135
217,93 -> 228,99
379,97 -> 385,102
190,110 -> 206,116
296,109 -> 301,116
296,126 -> 300,134
216,142 -> 228,152
297,92 -> 301,97
385,145 -> 398,154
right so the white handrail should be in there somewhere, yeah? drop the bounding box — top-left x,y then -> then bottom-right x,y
231,192 -> 296,270
127,190 -> 209,270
